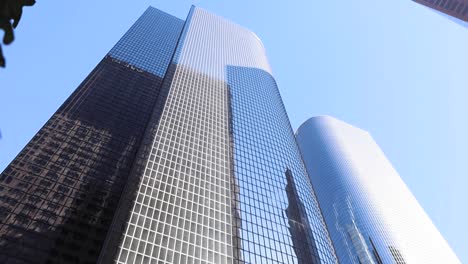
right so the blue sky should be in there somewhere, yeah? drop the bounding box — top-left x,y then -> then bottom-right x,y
1,0 -> 466,261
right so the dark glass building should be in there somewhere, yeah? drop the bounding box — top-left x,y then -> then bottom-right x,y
0,6 -> 338,264
296,116 -> 461,264
413,0 -> 468,22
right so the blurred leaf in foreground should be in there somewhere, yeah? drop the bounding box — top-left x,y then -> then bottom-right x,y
0,0 -> 36,67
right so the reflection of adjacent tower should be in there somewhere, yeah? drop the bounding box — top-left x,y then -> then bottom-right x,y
296,116 -> 461,264
284,169 -> 320,264
346,223 -> 372,264
333,198 -> 375,264
389,246 -> 406,264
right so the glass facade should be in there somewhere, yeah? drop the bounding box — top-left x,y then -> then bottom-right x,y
108,7 -> 184,77
112,6 -> 337,264
228,66 -> 337,264
0,7 -> 182,264
0,57 -> 170,264
296,116 -> 461,264
0,6 -> 339,264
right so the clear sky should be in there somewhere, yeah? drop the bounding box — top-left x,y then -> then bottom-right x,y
1,0 -> 466,261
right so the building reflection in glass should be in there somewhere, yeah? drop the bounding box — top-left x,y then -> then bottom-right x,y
284,169 -> 320,264
228,66 -> 338,264
332,196 -> 377,264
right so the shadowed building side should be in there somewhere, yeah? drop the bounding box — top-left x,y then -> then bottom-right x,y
0,7 -> 184,264
0,57 -> 165,264
413,0 -> 468,22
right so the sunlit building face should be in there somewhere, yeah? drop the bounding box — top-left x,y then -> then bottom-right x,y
296,116 -> 461,264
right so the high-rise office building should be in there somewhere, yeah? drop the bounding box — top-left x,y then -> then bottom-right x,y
296,116 -> 460,264
0,6 -> 338,264
413,0 -> 468,22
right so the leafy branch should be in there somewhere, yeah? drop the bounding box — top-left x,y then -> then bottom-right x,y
0,0 -> 36,68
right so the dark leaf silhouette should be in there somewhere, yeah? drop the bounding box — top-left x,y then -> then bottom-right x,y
0,0 -> 35,68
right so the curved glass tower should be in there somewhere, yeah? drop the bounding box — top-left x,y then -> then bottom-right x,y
296,116 -> 460,264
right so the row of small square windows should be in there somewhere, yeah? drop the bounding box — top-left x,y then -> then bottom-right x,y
161,104 -> 229,130
141,162 -> 230,190
149,143 -> 229,167
121,219 -> 232,247
141,168 -> 231,192
132,188 -> 231,217
119,222 -> 233,257
117,247 -> 232,264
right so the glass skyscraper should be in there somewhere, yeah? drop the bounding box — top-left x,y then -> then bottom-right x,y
0,6 -> 338,264
296,116 -> 460,264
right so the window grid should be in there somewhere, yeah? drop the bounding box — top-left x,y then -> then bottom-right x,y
115,33 -> 233,263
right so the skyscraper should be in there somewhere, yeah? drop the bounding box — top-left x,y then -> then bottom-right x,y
413,0 -> 468,23
296,116 -> 461,264
0,6 -> 338,264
